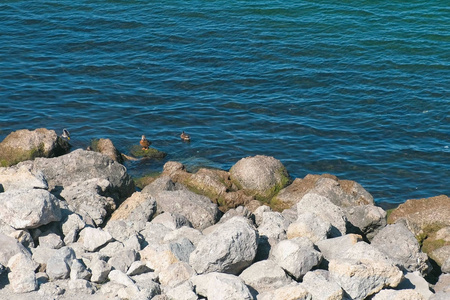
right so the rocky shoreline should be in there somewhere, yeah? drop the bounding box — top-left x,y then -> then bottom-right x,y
0,128 -> 449,300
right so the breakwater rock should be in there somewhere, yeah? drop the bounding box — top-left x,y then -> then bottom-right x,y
0,134 -> 449,299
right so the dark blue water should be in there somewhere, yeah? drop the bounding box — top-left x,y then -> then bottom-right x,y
1,1 -> 449,206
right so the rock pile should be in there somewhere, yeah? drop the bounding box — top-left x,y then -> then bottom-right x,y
0,130 -> 449,300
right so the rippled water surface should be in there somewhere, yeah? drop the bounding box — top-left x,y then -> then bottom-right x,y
1,0 -> 449,206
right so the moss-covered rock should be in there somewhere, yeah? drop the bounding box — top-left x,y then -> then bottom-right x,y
0,128 -> 70,167
129,145 -> 167,159
90,138 -> 123,163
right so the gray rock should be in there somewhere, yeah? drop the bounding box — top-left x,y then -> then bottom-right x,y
0,233 -> 32,266
140,223 -> 173,247
168,237 -> 195,263
371,223 -> 430,274
257,283 -> 311,300
163,226 -> 204,247
219,206 -> 254,224
108,269 -> 135,287
2,226 -> 35,248
154,189 -> 222,230
152,212 -> 193,230
287,212 -> 331,243
256,211 -> 289,260
316,234 -> 363,266
90,258 -> 111,283
297,192 -> 348,237
70,259 -> 91,281
22,149 -> 135,202
431,245 -> 450,270
372,289 -> 426,300
253,205 -> 272,227
46,246 -> 76,280
229,155 -> 290,199
109,191 -> 157,230
61,213 -> 86,245
7,252 -> 39,273
0,164 -> 48,191
98,241 -> 124,258
442,256 -> 450,273
344,205 -> 387,240
79,227 -> 113,252
104,219 -> 139,243
142,175 -> 178,195
37,281 -> 66,297
191,272 -> 254,300
189,216 -> 258,274
38,232 -> 64,249
239,259 -> 292,294
159,261 -> 195,288
108,249 -> 137,273
8,269 -> 37,293
329,258 -> 403,300
140,244 -> 180,274
301,270 -> 343,300
0,189 -> 61,229
396,271 -> 433,299
271,237 -> 322,280
95,138 -> 123,163
165,281 -> 198,300
60,178 -> 117,226
127,261 -> 153,276
68,278 -> 96,294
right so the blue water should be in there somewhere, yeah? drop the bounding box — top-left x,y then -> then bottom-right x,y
1,1 -> 449,207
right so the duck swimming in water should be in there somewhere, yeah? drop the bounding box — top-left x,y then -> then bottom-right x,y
180,131 -> 191,142
62,128 -> 70,140
140,135 -> 151,150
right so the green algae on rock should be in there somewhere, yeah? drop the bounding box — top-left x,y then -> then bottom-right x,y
129,145 -> 167,159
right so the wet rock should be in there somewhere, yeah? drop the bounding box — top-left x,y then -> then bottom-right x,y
0,164 -> 48,191
371,223 -> 430,274
239,259 -> 292,294
297,192 -> 348,237
287,211 -> 331,243
0,189 -> 61,229
79,227 -> 113,252
189,216 -> 258,274
191,272 -> 253,300
153,189 -> 222,230
109,191 -> 157,230
257,283 -> 311,300
344,204 -> 387,240
271,237 -> 322,280
130,144 -> 167,159
0,128 -> 69,167
229,155 -> 290,200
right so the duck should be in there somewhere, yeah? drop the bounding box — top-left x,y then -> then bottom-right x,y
140,135 -> 151,150
180,131 -> 191,142
62,128 -> 70,140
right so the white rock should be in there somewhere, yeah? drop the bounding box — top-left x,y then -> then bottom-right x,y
152,212 -> 192,230
239,259 -> 292,294
46,246 -> 76,281
38,232 -> 64,249
127,261 -> 153,276
80,227 -> 113,252
287,212 -> 331,242
68,278 -> 95,294
301,270 -> 343,300
165,281 -> 198,300
371,289 -> 425,300
8,269 -> 37,293
0,165 -> 48,191
0,233 -> 32,266
70,259 -> 91,281
108,269 -> 135,287
90,258 -> 111,283
257,283 -> 311,300
163,226 -> 203,247
108,249 -> 137,273
159,261 -> 195,288
191,272 -> 253,300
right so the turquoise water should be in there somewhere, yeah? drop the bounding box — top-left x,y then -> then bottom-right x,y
0,1 -> 449,206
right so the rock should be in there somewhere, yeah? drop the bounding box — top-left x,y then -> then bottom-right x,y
0,164 -> 48,191
0,189 -> 61,229
431,245 -> 450,269
189,216 -> 258,274
104,219 -> 140,244
109,191 -> 157,230
434,274 -> 450,293
186,168 -> 232,205
316,234 -> 363,265
22,149 -> 135,203
301,270 -> 343,300
256,211 -> 290,260
90,258 -> 111,283
396,271 -> 433,299
274,174 -> 374,208
0,233 -> 32,266
219,206 -> 254,224
38,281 -> 66,297
130,144 -> 167,159
388,195 -> 450,237
163,226 -> 204,247
98,241 -> 124,257
442,256 -> 450,273
165,281 -> 198,300
127,261 -> 152,276
92,138 -> 123,163
79,227 -> 113,252
7,252 -> 38,273
154,189 -> 222,230
46,246 -> 76,281
0,128 -> 69,167
329,257 -> 403,300
0,224 -> 35,248
70,259 -> 91,281
142,175 -> 178,195
372,289 -> 426,300
344,204 -> 387,240
191,272 -> 254,300
286,212 -> 331,243
108,269 -> 135,287
140,245 -> 179,273
167,237 -> 196,263
436,226 -> 450,242
140,223 -> 173,247
159,261 -> 195,288
60,178 -> 116,226
229,155 -> 290,200
239,259 -> 292,294
152,212 -> 193,230
8,269 -> 37,293
38,232 -> 64,249
253,205 -> 272,227
257,283 -> 311,300
270,237 -> 322,280
68,279 -> 95,294
297,192 -> 348,237
61,213 -> 85,245
371,223 -> 430,274
108,249 -> 137,273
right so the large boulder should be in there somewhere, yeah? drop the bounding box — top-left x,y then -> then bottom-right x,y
20,149 -> 135,203
0,164 -> 48,191
0,189 -> 61,229
153,189 -> 222,230
274,173 -> 374,208
0,128 -> 70,167
229,155 -> 290,200
189,216 -> 258,275
371,223 -> 430,274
